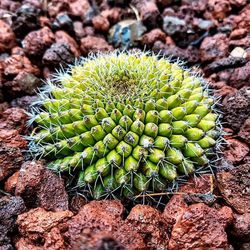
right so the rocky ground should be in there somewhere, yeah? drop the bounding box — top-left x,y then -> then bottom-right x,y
0,0 -> 249,249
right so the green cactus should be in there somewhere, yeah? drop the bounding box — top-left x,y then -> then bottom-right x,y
28,51 -> 221,201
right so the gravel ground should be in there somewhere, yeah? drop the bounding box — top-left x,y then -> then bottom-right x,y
0,0 -> 249,249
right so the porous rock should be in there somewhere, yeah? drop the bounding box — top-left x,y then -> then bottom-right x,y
231,213 -> 250,241
22,27 -> 55,56
66,200 -> 146,249
217,163 -> 250,214
4,171 -> 19,194
80,35 -> 113,56
0,20 -> 16,52
15,161 -> 68,211
126,204 -> 169,249
239,118 -> 250,143
141,28 -> 166,47
168,203 -> 233,249
222,87 -> 250,131
0,196 -> 26,245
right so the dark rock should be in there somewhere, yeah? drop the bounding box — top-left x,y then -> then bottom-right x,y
231,213 -> 250,241
168,203 -> 233,249
239,118 -> 250,144
0,196 -> 26,245
22,27 -> 55,56
131,0 -> 161,28
200,33 -> 229,62
15,161 -> 69,211
11,4 -> 40,38
222,87 -> 250,131
217,163 -> 250,214
42,42 -> 75,66
0,20 -> 16,53
153,41 -> 200,63
80,36 -> 113,56
126,204 -> 170,249
52,13 -> 74,34
69,195 -> 87,214
204,56 -> 247,75
10,95 -> 38,110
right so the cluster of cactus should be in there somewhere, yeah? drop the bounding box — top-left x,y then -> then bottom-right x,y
28,51 -> 221,200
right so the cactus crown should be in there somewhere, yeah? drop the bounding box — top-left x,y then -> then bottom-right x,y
28,51 -> 222,201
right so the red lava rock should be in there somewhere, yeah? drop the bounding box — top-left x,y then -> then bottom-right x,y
0,129 -> 27,148
200,33 -> 229,62
205,0 -> 231,20
3,54 -> 40,76
80,36 -> 113,56
66,200 -> 146,249
0,0 -> 21,12
224,138 -> 249,163
217,163 -> 250,214
15,161 -> 69,211
22,27 -> 55,56
131,0 -> 161,28
55,30 -> 80,57
208,80 -> 237,98
0,20 -> 16,52
42,42 -> 75,66
73,21 -> 85,39
92,15 -> 110,33
101,7 -> 121,24
0,196 -> 26,246
4,171 -> 19,194
16,207 -> 73,246
0,107 -> 27,132
69,0 -> 91,18
230,28 -> 247,40
153,41 -> 200,63
47,0 -> 69,18
231,213 -> 250,241
168,203 -> 233,250
141,28 -> 166,47
239,118 -> 250,144
126,204 -> 170,249
223,87 -> 250,131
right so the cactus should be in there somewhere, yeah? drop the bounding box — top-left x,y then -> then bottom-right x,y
28,51 -> 222,201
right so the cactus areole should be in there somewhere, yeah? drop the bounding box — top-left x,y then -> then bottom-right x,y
29,51 -> 221,200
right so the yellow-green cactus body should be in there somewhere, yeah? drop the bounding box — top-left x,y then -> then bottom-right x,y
29,51 -> 221,200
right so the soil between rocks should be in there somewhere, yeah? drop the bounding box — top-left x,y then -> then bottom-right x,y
0,0 -> 249,249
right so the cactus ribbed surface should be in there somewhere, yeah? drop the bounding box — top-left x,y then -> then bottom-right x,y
29,51 -> 221,200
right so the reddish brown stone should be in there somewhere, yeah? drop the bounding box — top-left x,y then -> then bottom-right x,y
141,28 -> 166,47
66,200 -> 146,249
17,207 -> 73,242
231,213 -> 250,241
4,171 -> 19,194
230,28 -> 247,40
205,0 -> 231,20
15,161 -> 69,211
69,0 -> 91,17
55,30 -> 80,57
168,203 -> 233,250
3,54 -> 40,76
0,20 -> 16,52
224,138 -> 249,163
217,163 -> 250,214
239,118 -> 250,143
200,33 -> 229,62
0,129 -> 27,148
127,204 -> 169,249
80,36 -> 113,56
101,7 -> 121,24
22,27 -> 55,56
69,195 -> 88,214
92,15 -> 110,33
